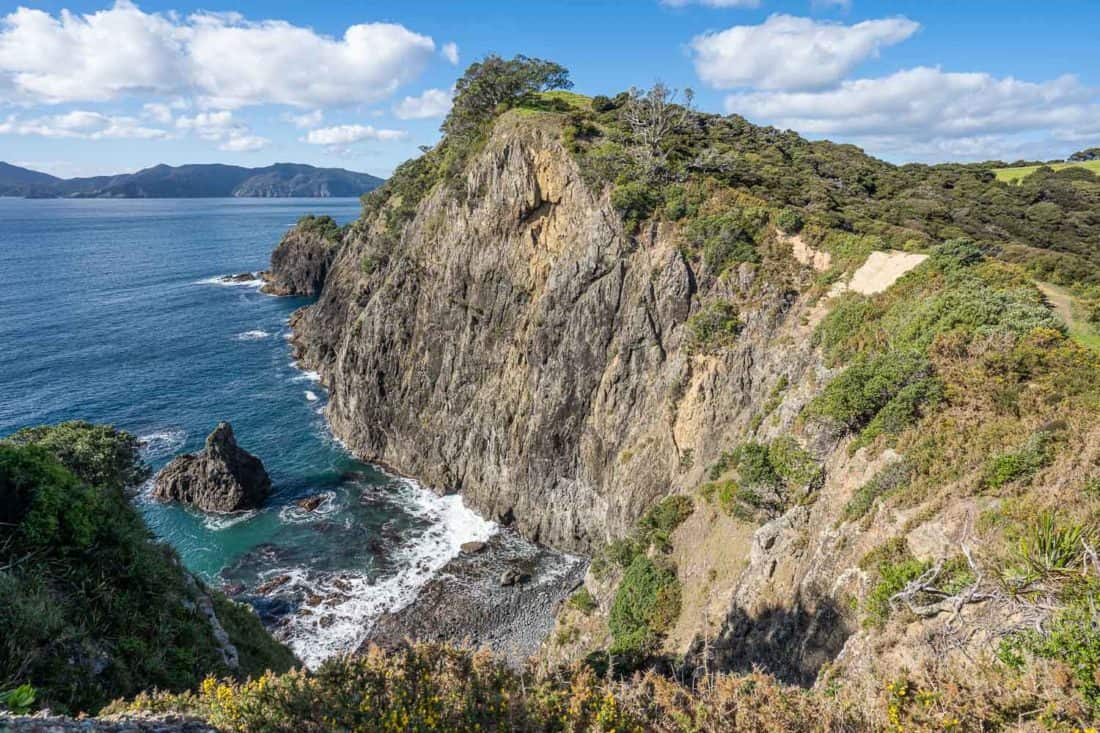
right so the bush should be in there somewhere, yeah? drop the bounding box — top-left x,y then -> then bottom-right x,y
776,208 -> 804,234
6,421 -> 149,491
687,301 -> 742,351
567,588 -> 598,615
981,429 -> 1057,489
610,179 -> 660,229
842,461 -> 911,522
608,556 -> 681,656
806,350 -> 937,433
685,212 -> 760,274
861,541 -> 929,628
998,597 -> 1100,716
295,214 -> 343,242
638,495 -> 694,552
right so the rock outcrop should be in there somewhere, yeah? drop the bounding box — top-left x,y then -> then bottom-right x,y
152,422 -> 271,513
287,113 -> 819,553
261,221 -> 341,296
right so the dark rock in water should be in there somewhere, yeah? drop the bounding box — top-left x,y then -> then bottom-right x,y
319,614 -> 337,629
152,422 -> 271,513
221,272 -> 256,283
221,582 -> 246,596
256,574 -> 292,595
461,541 -> 487,555
296,495 -> 326,512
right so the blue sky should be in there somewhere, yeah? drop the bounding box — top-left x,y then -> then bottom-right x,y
1,0 -> 1098,178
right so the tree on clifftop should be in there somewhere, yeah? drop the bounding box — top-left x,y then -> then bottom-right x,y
443,54 -> 572,139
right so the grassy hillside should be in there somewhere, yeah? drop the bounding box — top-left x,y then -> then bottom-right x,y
0,422 -> 297,714
993,159 -> 1100,183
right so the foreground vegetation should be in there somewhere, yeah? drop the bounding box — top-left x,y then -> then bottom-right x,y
0,422 -> 296,714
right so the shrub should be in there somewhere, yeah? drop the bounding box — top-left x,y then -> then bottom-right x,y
806,351 -> 937,433
776,208 -> 804,234
842,461 -> 911,522
981,429 -> 1057,490
638,495 -> 694,552
608,556 -> 681,656
610,179 -> 660,229
568,588 -> 598,615
861,541 -> 929,628
295,214 -> 343,242
998,598 -> 1100,716
5,421 -> 149,490
685,212 -> 760,274
687,301 -> 742,351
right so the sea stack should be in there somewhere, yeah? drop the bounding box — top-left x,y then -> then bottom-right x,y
153,422 -> 271,513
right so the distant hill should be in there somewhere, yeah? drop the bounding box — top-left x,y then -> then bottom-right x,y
0,162 -> 383,198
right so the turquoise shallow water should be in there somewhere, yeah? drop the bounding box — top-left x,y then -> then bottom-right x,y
0,197 -> 494,665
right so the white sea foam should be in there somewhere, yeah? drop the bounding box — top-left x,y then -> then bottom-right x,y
202,509 -> 259,531
279,477 -> 497,668
235,330 -> 272,341
196,274 -> 265,288
291,370 -> 321,383
304,390 -> 319,402
138,429 -> 187,459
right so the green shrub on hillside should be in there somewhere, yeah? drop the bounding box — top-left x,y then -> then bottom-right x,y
687,301 -> 742,352
608,555 -> 681,657
6,421 -> 149,492
295,214 -> 343,242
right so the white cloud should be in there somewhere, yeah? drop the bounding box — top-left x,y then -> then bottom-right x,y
393,88 -> 453,120
690,14 -> 919,90
175,109 -> 268,150
724,67 -> 1100,161
0,1 -> 438,108
663,0 -> 761,8
142,102 -> 174,123
218,133 -> 268,152
283,109 -> 323,128
304,124 -> 407,145
441,42 -> 459,65
0,109 -> 168,139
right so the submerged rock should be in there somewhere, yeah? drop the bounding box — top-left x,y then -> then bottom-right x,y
220,272 -> 257,283
152,422 -> 271,513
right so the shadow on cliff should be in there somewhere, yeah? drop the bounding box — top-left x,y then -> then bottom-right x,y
688,593 -> 854,687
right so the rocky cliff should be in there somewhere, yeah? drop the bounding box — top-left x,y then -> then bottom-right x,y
288,114 -> 807,552
153,422 -> 271,513
275,92 -> 1100,720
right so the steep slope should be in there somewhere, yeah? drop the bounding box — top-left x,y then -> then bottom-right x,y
0,422 -> 297,714
270,78 -> 1100,727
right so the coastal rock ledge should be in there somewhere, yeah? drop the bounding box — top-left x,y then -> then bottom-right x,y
152,422 -> 271,513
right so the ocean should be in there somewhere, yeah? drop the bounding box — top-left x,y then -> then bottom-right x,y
0,197 -> 495,667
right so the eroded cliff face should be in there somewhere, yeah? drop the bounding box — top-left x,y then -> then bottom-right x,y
289,114 -> 822,553
262,224 -> 339,296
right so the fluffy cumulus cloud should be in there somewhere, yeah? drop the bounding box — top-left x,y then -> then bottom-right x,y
0,109 -> 167,139
690,14 -> 919,90
689,13 -> 1100,161
283,110 -> 323,129
0,1 -> 437,108
441,42 -> 459,65
303,124 -> 407,146
723,65 -> 1100,161
393,88 -> 454,120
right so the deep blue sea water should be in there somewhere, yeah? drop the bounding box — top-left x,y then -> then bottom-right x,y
0,197 -> 493,666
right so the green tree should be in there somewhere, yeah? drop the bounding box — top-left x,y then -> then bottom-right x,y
443,54 -> 572,139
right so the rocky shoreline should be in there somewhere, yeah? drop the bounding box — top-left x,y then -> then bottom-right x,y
364,530 -> 586,666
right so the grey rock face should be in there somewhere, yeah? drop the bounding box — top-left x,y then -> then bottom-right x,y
287,114 -> 824,553
152,422 -> 271,513
261,225 -> 339,296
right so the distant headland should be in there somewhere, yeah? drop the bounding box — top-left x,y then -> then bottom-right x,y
0,161 -> 383,199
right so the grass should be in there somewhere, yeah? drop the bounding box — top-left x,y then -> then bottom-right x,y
993,159 -> 1100,183
1037,281 -> 1100,351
